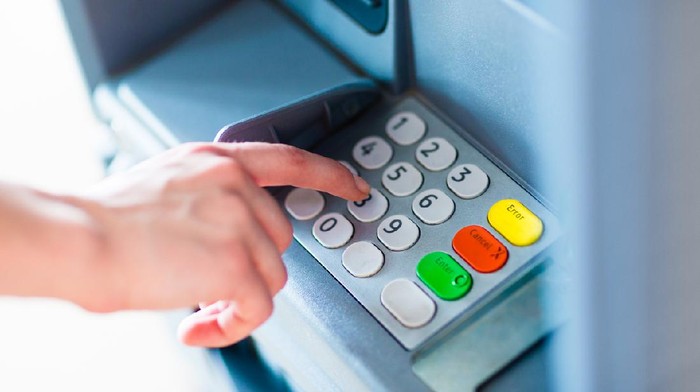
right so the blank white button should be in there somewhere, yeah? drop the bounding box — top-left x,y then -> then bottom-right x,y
347,188 -> 389,223
339,160 -> 358,176
381,162 -> 423,197
312,213 -> 354,249
342,241 -> 384,278
284,188 -> 325,220
415,137 -> 458,171
412,189 -> 455,225
352,136 -> 393,170
377,215 -> 420,251
385,112 -> 426,146
381,279 -> 436,328
447,164 -> 490,199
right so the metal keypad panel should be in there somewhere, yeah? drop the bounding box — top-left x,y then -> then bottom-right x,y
281,97 -> 559,350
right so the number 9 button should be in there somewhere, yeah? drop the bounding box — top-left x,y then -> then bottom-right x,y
377,215 -> 420,251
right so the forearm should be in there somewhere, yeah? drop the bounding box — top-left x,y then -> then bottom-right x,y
0,181 -> 106,308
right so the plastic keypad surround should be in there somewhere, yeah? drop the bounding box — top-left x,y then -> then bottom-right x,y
280,97 -> 559,350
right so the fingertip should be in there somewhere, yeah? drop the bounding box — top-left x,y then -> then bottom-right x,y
353,175 -> 371,196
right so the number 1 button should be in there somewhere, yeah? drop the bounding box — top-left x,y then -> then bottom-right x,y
386,112 -> 426,146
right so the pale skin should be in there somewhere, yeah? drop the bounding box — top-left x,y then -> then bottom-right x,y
0,142 -> 370,348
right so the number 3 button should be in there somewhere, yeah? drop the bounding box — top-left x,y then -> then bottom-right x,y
447,164 -> 489,199
377,215 -> 420,251
412,189 -> 455,225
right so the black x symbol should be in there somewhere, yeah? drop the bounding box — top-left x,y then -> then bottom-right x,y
491,247 -> 506,260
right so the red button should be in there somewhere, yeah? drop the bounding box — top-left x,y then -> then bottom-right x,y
452,225 -> 509,273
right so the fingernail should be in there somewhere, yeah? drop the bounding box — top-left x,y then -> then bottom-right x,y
354,175 -> 370,194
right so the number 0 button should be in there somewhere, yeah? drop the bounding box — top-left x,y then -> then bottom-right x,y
353,136 -> 393,170
377,215 -> 420,251
447,164 -> 489,199
416,137 -> 457,171
412,189 -> 455,225
312,213 -> 354,249
382,162 -> 423,197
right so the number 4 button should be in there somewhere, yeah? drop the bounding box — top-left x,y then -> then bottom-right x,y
447,164 -> 490,199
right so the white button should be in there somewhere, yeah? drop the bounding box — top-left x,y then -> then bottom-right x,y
339,160 -> 358,176
385,112 -> 426,146
347,188 -> 389,223
381,279 -> 436,328
377,215 -> 420,251
352,136 -> 393,170
412,189 -> 455,225
312,213 -> 354,249
447,164 -> 490,199
342,241 -> 384,278
381,162 -> 423,197
415,137 -> 458,171
284,188 -> 325,220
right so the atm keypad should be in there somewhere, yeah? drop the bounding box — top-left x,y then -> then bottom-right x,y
281,97 -> 557,350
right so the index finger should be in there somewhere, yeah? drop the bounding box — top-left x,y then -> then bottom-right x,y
206,142 -> 370,201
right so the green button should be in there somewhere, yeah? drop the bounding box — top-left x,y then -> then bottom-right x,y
416,252 -> 473,301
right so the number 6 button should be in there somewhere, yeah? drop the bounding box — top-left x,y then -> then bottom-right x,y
447,164 -> 489,199
412,189 -> 455,225
377,215 -> 420,251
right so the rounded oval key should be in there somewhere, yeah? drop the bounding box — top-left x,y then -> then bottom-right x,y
347,188 -> 389,223
284,188 -> 325,220
352,136 -> 393,170
381,278 -> 436,328
412,188 -> 455,225
312,212 -> 354,249
342,241 -> 385,278
385,111 -> 426,146
415,137 -> 458,171
381,162 -> 423,197
377,214 -> 420,251
446,163 -> 489,199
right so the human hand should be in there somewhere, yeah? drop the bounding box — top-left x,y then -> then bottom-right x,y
75,142 -> 369,347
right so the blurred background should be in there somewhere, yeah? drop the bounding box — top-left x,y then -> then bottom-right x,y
0,2 -> 227,391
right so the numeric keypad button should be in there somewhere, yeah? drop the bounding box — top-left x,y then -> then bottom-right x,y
377,215 -> 420,251
284,188 -> 325,220
415,137 -> 457,171
381,162 -> 423,197
342,241 -> 385,278
312,213 -> 354,249
352,136 -> 393,170
347,188 -> 389,223
386,112 -> 426,146
381,279 -> 436,328
447,164 -> 490,199
412,189 -> 455,225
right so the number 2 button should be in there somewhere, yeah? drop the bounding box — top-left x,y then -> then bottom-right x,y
377,215 -> 420,251
416,137 -> 457,171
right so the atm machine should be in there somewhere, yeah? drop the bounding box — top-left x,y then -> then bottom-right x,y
60,1 -> 578,390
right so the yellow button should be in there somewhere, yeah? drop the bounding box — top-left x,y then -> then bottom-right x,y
487,199 -> 543,246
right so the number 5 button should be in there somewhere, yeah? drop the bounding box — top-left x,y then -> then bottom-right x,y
412,189 -> 455,225
377,215 -> 420,251
447,164 -> 489,199
382,162 -> 423,197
